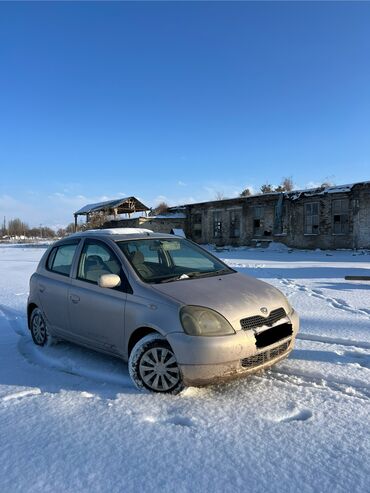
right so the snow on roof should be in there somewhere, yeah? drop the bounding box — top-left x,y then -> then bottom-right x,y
75,198 -> 128,214
75,228 -> 154,236
179,181 -> 370,207
326,184 -> 354,193
74,197 -> 149,215
289,183 -> 357,201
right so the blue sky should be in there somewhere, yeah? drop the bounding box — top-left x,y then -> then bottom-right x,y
0,1 -> 369,227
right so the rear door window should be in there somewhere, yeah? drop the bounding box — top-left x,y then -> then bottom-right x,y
47,242 -> 79,277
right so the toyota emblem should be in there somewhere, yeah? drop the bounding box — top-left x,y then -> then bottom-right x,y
260,307 -> 268,315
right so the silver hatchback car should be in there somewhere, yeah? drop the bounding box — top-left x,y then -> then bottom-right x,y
28,228 -> 299,393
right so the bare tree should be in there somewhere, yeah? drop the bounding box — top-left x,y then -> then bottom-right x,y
57,228 -> 67,237
28,227 -> 40,238
320,180 -> 334,189
41,227 -> 56,238
281,176 -> 294,191
0,217 -> 6,236
8,218 -> 29,236
0,217 -> 6,237
153,201 -> 170,215
66,222 -> 78,234
274,177 -> 294,193
240,188 -> 251,197
215,191 -> 225,201
260,184 -> 273,194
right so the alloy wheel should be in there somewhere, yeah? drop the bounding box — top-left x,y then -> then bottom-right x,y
31,311 -> 47,345
139,346 -> 180,392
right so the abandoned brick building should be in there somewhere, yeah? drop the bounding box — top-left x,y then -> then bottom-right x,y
178,181 -> 370,250
74,182 -> 370,250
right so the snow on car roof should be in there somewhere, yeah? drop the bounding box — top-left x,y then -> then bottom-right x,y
80,228 -> 154,235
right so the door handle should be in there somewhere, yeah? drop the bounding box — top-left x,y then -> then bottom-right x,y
39,284 -> 45,293
70,294 -> 80,304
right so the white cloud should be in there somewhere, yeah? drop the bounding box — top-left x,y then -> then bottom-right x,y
305,181 -> 322,189
0,191 -> 129,229
0,181 -> 267,230
201,182 -> 248,201
153,195 -> 169,205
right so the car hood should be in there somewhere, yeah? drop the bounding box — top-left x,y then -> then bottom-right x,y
151,272 -> 290,330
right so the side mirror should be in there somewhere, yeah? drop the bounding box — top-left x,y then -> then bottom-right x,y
98,274 -> 121,289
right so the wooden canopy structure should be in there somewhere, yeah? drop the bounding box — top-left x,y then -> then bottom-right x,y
74,196 -> 150,230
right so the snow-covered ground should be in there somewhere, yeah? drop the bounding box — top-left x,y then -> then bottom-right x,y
0,243 -> 369,492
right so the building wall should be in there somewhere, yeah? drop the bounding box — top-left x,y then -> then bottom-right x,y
354,184 -> 370,249
100,183 -> 370,249
288,194 -> 354,249
102,216 -> 187,234
185,183 -> 370,250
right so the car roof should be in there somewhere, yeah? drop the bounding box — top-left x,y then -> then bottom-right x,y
68,228 -> 179,242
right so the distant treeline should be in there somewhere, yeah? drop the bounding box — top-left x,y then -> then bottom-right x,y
1,218 -> 76,238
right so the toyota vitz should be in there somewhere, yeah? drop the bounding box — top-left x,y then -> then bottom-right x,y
28,229 -> 299,393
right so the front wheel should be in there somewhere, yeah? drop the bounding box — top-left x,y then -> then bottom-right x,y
128,334 -> 184,394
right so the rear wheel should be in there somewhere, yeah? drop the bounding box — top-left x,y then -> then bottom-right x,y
30,308 -> 51,346
129,334 -> 184,394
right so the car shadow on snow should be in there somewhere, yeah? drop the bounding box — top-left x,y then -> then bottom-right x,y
0,304 -> 138,400
316,281 -> 370,292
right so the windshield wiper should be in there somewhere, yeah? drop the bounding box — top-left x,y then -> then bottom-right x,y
156,269 -> 231,283
192,268 -> 231,278
157,272 -> 200,283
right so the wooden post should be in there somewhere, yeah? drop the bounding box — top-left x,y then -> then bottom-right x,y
74,214 -> 78,232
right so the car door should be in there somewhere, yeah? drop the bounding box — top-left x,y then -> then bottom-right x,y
37,240 -> 81,337
68,239 -> 128,355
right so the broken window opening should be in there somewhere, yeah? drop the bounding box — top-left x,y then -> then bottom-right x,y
253,207 -> 264,236
304,202 -> 320,235
213,212 -> 222,238
332,199 -> 349,234
229,210 -> 241,238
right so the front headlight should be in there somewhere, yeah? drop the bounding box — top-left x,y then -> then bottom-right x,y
180,306 -> 236,336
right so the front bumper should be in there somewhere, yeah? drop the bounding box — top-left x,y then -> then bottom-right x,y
167,309 -> 299,387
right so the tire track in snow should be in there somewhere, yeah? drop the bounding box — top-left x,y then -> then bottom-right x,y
278,278 -> 370,350
297,332 -> 370,350
294,337 -> 370,365
0,304 -> 133,389
17,337 -> 133,388
280,278 -> 370,319
262,368 -> 370,401
0,304 -> 28,336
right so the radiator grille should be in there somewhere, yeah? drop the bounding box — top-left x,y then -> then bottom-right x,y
241,340 -> 290,369
240,307 -> 286,331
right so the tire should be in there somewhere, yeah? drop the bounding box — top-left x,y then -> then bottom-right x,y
30,308 -> 54,346
128,334 -> 184,394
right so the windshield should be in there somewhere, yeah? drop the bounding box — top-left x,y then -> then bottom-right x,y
117,238 -> 234,283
